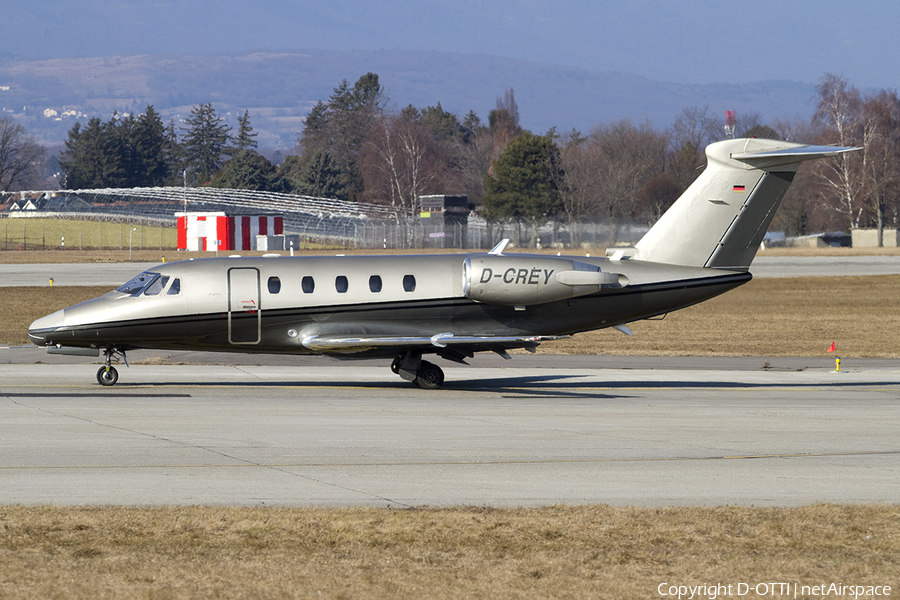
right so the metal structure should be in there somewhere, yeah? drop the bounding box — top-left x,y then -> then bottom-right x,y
724,109 -> 737,139
0,187 -> 648,250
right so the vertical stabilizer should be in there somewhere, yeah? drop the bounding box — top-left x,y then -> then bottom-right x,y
632,138 -> 857,270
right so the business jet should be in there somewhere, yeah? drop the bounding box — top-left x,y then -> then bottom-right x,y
29,138 -> 855,388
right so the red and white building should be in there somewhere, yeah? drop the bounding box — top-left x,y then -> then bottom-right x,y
176,212 -> 284,251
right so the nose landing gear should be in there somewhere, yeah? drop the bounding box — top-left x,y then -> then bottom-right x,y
97,365 -> 118,386
97,347 -> 127,386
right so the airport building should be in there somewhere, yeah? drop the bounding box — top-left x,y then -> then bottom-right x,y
176,212 -> 284,251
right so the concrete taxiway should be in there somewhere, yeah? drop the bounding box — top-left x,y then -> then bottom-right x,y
1,352 -> 898,507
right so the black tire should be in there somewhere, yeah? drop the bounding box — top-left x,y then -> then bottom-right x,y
97,366 -> 118,386
390,356 -> 402,374
415,361 -> 444,390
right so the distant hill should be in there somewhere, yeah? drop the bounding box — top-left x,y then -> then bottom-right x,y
0,50 -> 817,149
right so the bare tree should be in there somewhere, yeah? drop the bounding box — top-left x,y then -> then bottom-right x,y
670,105 -> 721,152
360,114 -> 447,220
635,172 -> 681,224
666,140 -> 703,194
768,118 -> 825,236
555,131 -> 603,246
772,115 -> 822,143
586,120 -> 668,244
735,111 -> 765,137
457,127 -> 493,207
858,90 -> 900,245
488,88 -> 522,162
0,117 -> 45,191
812,73 -> 864,230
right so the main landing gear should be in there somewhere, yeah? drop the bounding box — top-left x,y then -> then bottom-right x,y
96,347 -> 127,386
391,351 -> 445,390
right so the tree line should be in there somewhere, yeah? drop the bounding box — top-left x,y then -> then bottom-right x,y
809,74 -> 900,244
56,104 -> 261,189
3,71 -> 898,245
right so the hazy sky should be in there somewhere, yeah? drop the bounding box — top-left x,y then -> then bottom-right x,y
4,0 -> 898,88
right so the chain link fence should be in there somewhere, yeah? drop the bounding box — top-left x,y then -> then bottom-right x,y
1,189 -> 646,252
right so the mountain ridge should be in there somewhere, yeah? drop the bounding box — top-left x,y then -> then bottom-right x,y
0,49 -> 818,148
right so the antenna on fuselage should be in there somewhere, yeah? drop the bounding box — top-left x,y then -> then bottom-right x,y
488,239 -> 510,255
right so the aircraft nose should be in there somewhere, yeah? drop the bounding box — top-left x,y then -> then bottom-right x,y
28,309 -> 65,345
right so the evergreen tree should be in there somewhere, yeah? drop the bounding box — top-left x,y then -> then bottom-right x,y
98,112 -> 129,187
462,110 -> 484,138
483,131 -> 562,246
234,110 -> 258,151
209,150 -> 286,191
59,117 -> 114,189
291,149 -> 346,198
60,107 -> 173,189
58,121 -> 88,189
420,102 -> 468,145
132,106 -> 170,186
162,119 -> 185,187
299,73 -> 386,200
181,103 -> 232,185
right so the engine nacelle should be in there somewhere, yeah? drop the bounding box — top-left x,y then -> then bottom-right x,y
463,256 -> 627,306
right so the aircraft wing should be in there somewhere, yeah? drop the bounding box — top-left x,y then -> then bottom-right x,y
301,332 -> 568,357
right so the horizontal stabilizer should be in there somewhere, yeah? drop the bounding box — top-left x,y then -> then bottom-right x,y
731,144 -> 859,169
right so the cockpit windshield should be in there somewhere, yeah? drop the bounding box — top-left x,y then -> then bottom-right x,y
116,272 -> 159,295
143,276 -> 170,296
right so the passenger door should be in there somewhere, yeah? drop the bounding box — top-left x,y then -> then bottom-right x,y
228,268 -> 261,344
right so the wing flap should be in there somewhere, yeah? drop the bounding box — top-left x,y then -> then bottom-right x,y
301,332 -> 567,355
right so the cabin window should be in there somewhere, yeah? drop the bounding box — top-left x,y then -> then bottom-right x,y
403,274 -> 416,292
335,275 -> 349,293
167,278 -> 181,295
117,272 -> 157,295
143,276 -> 169,296
301,276 -> 315,294
369,275 -> 382,293
267,276 -> 281,294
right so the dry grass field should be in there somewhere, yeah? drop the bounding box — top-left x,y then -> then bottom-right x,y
2,286 -> 112,346
1,504 -> 897,599
543,274 -> 900,358
0,218 -> 178,252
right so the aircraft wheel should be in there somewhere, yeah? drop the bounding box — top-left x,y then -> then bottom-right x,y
391,356 -> 402,374
415,361 -> 444,390
97,366 -> 118,386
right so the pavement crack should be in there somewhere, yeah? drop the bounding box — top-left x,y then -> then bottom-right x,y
2,394 -> 413,508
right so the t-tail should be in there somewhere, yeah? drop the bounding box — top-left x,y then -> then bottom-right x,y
626,138 -> 858,270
